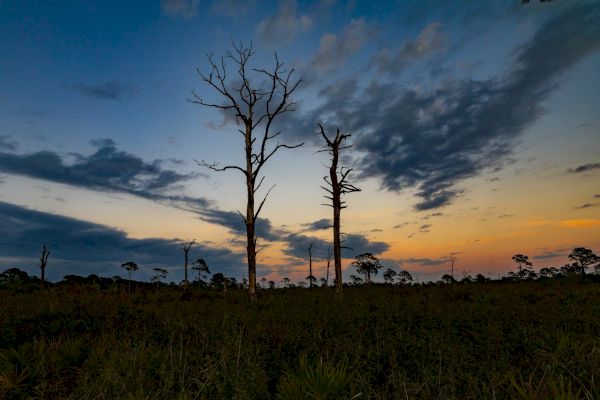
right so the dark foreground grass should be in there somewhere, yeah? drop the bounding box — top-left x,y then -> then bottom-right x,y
0,280 -> 599,399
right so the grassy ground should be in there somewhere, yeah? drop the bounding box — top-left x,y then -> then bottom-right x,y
0,279 -> 599,399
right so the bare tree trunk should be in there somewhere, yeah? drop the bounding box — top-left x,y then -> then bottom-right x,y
182,240 -> 195,293
245,121 -> 257,300
308,242 -> 313,290
326,245 -> 332,287
39,244 -> 49,290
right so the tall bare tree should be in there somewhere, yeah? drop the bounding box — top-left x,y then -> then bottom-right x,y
191,42 -> 302,300
182,239 -> 195,292
318,125 -> 360,296
39,244 -> 50,289
325,244 -> 332,287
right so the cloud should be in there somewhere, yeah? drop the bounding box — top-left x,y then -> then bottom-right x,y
73,81 -> 137,100
161,0 -> 199,19
372,22 -> 445,74
300,218 -> 331,231
0,135 -> 17,151
0,201 -> 246,281
211,0 -> 256,16
568,163 -> 600,173
256,0 -> 312,45
310,18 -> 372,73
199,208 -> 283,242
400,257 -> 447,267
533,250 -> 568,260
575,203 -> 599,209
282,232 -> 389,261
286,4 -> 600,210
0,139 -> 208,212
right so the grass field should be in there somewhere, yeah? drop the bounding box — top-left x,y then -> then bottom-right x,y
1,279 -> 599,399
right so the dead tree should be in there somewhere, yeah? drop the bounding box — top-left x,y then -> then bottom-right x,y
325,244 -> 332,287
39,244 -> 50,289
191,42 -> 303,300
318,124 -> 360,296
182,239 -> 195,292
307,242 -> 314,290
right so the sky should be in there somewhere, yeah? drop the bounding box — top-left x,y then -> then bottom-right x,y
1,0 -> 599,284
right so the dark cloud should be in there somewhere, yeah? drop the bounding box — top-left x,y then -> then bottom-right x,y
498,214 -> 514,218
283,4 -> 600,210
310,18 -> 372,73
419,224 -> 431,231
0,202 -> 246,281
0,135 -> 17,151
575,203 -> 599,209
282,232 -> 389,261
0,140 -> 195,195
73,81 -> 137,100
160,0 -> 199,19
199,208 -> 283,242
596,194 -> 600,199
568,163 -> 600,173
300,218 -> 332,231
0,139 -> 208,212
372,22 -> 445,74
533,249 -> 569,260
256,0 -> 312,45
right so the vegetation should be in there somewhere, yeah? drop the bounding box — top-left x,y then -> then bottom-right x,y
1,269 -> 599,399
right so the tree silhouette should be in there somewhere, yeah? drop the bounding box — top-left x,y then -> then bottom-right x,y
325,244 -> 332,287
191,42 -> 303,300
191,258 -> 211,285
512,254 -> 533,277
351,253 -> 383,284
397,270 -> 413,285
306,274 -> 317,288
282,276 -> 290,288
567,247 -> 600,275
307,242 -> 314,290
349,274 -> 363,286
382,268 -> 397,284
39,244 -> 50,289
181,239 -> 195,293
441,274 -> 456,284
120,261 -> 138,295
152,267 -> 168,291
318,125 -> 360,296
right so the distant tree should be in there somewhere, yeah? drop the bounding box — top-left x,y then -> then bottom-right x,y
351,253 -> 384,283
282,276 -> 290,288
181,239 -> 195,293
268,280 -> 275,290
567,247 -> 600,275
539,267 -> 560,279
210,273 -> 226,290
39,244 -> 50,289
448,254 -> 457,281
191,42 -> 303,300
0,268 -> 29,285
512,254 -> 533,276
260,277 -> 267,290
306,274 -> 317,288
191,258 -> 211,284
440,274 -> 456,284
397,270 -> 413,285
319,125 -> 361,296
319,277 -> 327,287
349,274 -> 363,286
298,281 -> 306,288
152,268 -> 168,291
382,268 -> 397,284
475,273 -> 487,283
120,261 -> 139,295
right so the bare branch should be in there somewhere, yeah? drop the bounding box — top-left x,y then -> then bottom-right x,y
195,159 -> 248,176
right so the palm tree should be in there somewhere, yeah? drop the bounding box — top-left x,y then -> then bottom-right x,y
120,261 -> 139,295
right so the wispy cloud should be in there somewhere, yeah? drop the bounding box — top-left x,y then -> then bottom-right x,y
161,0 -> 199,20
0,135 -> 17,151
574,203 -> 599,209
310,19 -> 372,73
73,81 -> 137,100
372,22 -> 445,74
256,0 -> 312,45
568,163 -> 600,173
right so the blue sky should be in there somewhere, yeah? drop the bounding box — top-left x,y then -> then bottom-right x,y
1,0 -> 599,283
